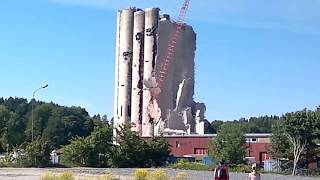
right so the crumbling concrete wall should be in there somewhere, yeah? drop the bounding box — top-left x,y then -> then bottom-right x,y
155,19 -> 196,113
154,18 -> 198,134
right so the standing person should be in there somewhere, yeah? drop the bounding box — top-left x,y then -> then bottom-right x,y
213,160 -> 229,180
247,164 -> 261,180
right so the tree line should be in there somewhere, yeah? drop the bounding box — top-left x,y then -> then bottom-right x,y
205,115 -> 281,134
0,97 -> 169,167
0,97 -> 98,151
1,96 -> 319,173
209,107 -> 320,175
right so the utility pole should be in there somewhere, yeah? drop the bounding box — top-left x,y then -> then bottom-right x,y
31,84 -> 48,141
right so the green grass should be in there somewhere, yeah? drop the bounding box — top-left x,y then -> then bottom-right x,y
168,161 -> 211,171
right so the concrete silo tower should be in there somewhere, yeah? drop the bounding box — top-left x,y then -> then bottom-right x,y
113,7 -> 206,138
113,8 -> 135,134
130,9 -> 145,134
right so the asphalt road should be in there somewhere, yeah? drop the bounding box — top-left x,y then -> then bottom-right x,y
0,168 -> 318,180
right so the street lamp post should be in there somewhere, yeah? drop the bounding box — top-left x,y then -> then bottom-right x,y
31,84 -> 48,142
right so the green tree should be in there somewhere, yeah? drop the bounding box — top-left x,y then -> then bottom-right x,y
18,138 -> 51,167
1,112 -> 26,149
111,123 -> 149,167
61,125 -> 113,167
86,125 -> 113,167
207,115 -> 280,134
110,123 -> 170,168
0,97 -> 106,156
42,114 -> 66,148
61,136 -> 90,166
269,122 -> 291,160
209,124 -> 246,166
146,137 -> 170,167
204,119 -> 215,134
270,109 -> 320,175
281,109 -> 319,175
210,120 -> 224,134
62,107 -> 94,140
92,114 -> 109,128
26,103 -> 53,140
0,105 -> 11,151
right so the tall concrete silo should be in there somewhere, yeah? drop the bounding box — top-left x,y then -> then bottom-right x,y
113,7 -> 206,138
114,8 -> 135,131
113,10 -> 121,136
142,8 -> 160,137
131,10 -> 145,134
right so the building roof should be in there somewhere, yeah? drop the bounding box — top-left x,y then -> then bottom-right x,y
163,133 -> 272,138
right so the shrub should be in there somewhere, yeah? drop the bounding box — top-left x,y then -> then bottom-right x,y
175,172 -> 188,180
41,172 -> 56,180
147,170 -> 169,180
229,164 -> 251,173
19,139 -> 51,167
0,152 -> 15,167
134,169 -> 148,180
41,172 -> 76,180
98,172 -> 118,180
58,171 -> 75,180
169,160 -> 211,171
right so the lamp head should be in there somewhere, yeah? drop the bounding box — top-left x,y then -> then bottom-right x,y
42,84 -> 48,88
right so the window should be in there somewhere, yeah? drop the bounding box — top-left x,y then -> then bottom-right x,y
120,106 -> 123,117
194,148 -> 207,155
247,138 -> 257,142
176,141 -> 180,148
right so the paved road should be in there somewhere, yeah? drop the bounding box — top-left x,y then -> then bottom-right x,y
0,168 -> 318,180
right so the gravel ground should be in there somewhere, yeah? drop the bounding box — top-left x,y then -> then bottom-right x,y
0,168 -> 318,180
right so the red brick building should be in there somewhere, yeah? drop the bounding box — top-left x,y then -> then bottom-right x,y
164,133 -> 272,164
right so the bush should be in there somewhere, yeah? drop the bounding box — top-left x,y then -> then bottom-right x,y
18,139 -> 51,167
229,164 -> 251,173
147,170 -> 169,180
98,172 -> 119,180
134,169 -> 148,180
58,172 -> 75,180
41,172 -> 75,180
111,124 -> 170,168
169,160 -> 211,171
0,152 -> 17,167
41,172 -> 56,180
175,172 -> 188,180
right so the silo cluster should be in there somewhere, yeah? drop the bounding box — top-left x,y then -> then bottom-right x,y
113,7 -> 206,137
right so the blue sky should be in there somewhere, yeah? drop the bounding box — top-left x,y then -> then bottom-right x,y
1,0 -> 320,120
